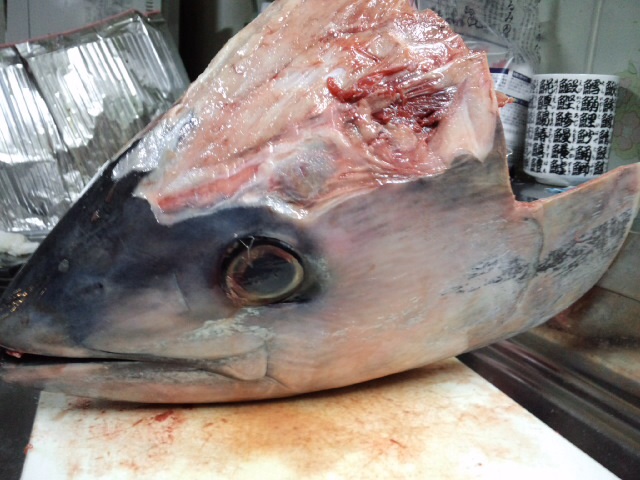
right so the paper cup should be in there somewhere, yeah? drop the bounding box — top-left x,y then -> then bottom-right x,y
523,74 -> 619,187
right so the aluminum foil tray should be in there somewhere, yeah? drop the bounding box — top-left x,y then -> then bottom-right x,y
0,10 -> 189,235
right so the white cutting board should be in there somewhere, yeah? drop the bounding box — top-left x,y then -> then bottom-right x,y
20,359 -> 616,480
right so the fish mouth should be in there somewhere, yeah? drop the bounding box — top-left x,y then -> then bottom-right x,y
0,347 -> 136,367
0,344 -> 269,382
0,347 -> 144,394
0,345 -> 287,403
0,347 -> 173,385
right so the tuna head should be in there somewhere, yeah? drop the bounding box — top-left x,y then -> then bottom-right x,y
1,0 -> 639,403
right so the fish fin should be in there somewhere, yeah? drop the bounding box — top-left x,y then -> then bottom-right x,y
511,163 -> 640,333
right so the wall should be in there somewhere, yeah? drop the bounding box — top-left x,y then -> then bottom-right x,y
179,0 -> 256,80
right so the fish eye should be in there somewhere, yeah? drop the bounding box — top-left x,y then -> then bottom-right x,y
222,237 -> 305,306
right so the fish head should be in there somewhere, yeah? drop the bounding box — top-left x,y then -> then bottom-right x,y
3,134 -> 638,404
0,135 -> 518,403
2,0 -> 640,402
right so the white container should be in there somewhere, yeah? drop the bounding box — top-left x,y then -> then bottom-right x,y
523,73 -> 619,186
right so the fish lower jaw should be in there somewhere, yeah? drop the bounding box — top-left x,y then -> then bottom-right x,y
0,352 -> 294,403
0,346 -> 282,403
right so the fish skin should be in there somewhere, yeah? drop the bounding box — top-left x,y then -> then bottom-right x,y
0,0 -> 640,403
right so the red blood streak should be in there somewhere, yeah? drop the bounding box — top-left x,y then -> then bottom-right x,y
153,410 -> 174,422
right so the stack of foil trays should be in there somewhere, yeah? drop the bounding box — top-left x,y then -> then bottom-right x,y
0,10 -> 189,235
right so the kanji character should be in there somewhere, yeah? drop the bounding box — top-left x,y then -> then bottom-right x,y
579,113 -> 597,128
549,159 -> 567,175
603,97 -> 615,112
555,111 -> 576,127
580,96 -> 600,113
533,127 -> 550,142
553,128 -> 572,143
552,142 -> 571,159
559,79 -> 580,94
538,79 -> 556,94
598,130 -> 610,145
601,113 -> 614,128
575,146 -> 592,161
537,95 -> 553,110
583,79 -> 602,95
572,161 -> 590,176
558,95 -> 576,110
595,146 -> 609,160
536,110 -> 552,126
577,129 -> 595,144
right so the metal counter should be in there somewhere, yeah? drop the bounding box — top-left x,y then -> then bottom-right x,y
0,382 -> 39,480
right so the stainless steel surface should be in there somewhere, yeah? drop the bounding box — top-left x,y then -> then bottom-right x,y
597,232 -> 640,302
0,380 -> 39,480
0,270 -> 39,480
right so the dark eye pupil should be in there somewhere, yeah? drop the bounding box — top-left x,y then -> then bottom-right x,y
232,248 -> 298,296
223,239 -> 304,305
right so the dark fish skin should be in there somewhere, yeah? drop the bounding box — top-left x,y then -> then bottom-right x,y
1,0 -> 639,403
0,148 -> 322,361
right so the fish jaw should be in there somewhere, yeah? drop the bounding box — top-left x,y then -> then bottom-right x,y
0,360 -> 292,404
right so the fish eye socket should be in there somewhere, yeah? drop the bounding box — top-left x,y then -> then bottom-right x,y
222,237 -> 305,306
